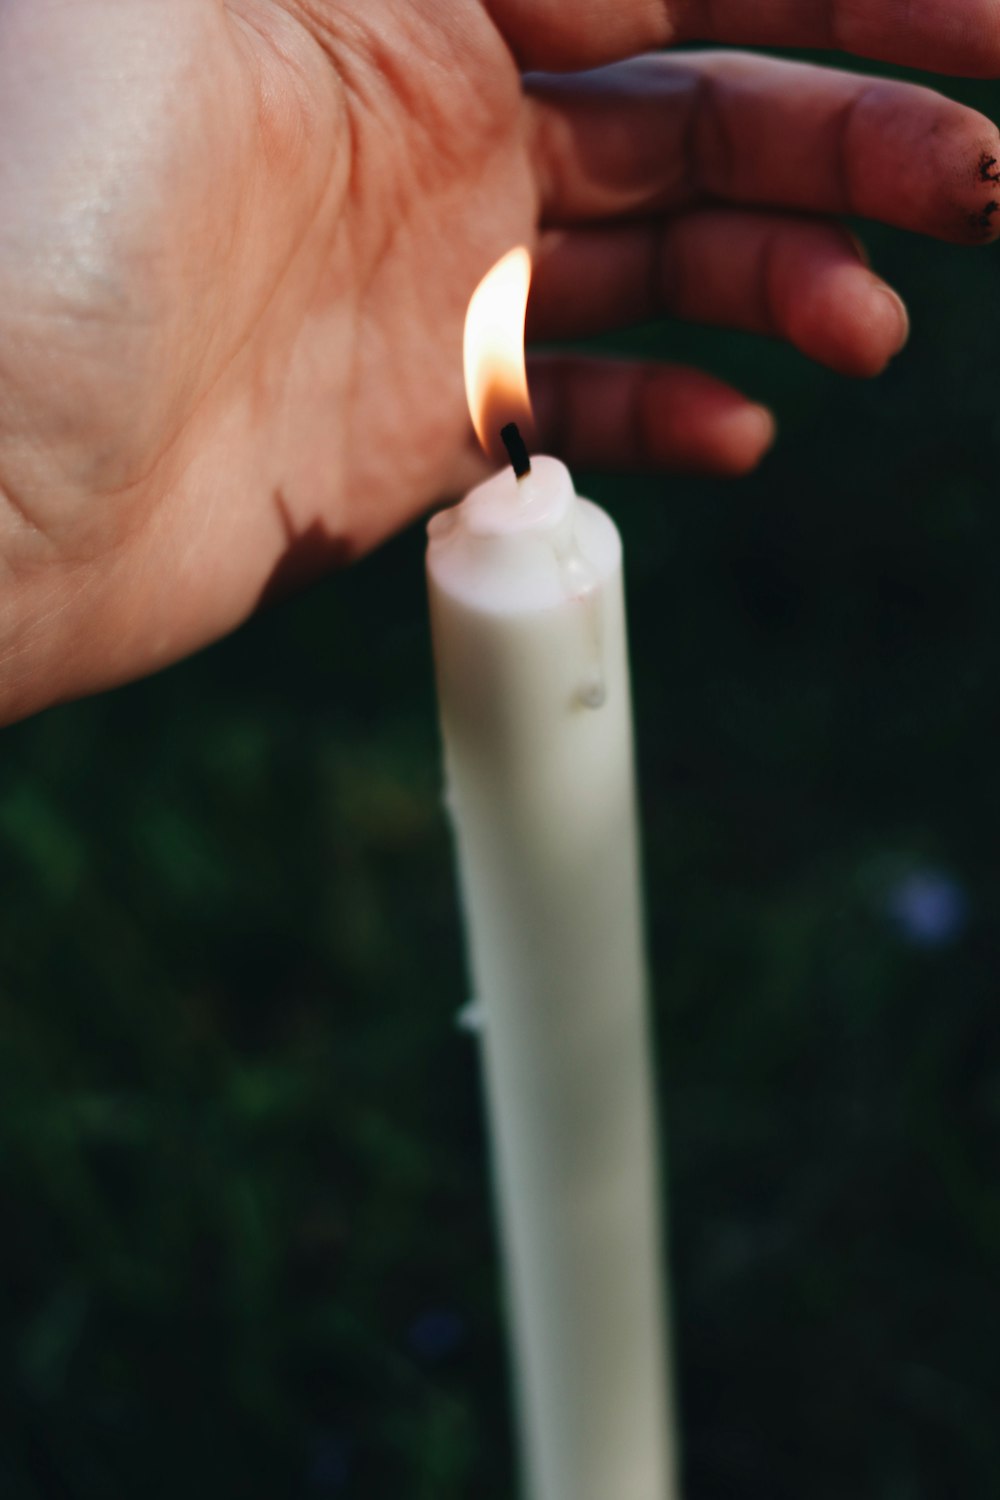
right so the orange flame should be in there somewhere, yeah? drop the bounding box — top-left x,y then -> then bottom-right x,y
463,246 -> 534,467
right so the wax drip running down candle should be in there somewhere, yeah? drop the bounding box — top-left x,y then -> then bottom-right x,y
426,246 -> 678,1500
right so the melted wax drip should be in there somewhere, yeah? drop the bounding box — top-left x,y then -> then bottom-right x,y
552,530 -> 607,711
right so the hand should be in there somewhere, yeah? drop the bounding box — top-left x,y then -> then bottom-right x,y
1,0 -> 998,723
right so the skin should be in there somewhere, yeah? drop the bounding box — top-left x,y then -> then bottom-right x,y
0,0 -> 998,724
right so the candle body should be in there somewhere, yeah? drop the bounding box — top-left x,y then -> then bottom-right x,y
427,460 -> 677,1500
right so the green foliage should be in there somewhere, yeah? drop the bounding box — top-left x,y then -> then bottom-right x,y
3,66 -> 1000,1500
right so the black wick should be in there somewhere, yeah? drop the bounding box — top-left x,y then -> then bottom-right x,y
501,422 -> 532,480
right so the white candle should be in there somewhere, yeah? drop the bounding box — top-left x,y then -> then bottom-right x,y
425,251 -> 678,1500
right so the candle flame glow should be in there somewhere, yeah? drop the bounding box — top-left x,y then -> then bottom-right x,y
464,246 -> 534,466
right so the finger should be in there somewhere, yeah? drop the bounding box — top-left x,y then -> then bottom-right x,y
527,355 -> 776,476
526,53 -> 1000,245
488,0 -> 1000,74
529,213 -> 909,379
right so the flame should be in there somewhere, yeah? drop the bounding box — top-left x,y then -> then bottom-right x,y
463,246 -> 534,466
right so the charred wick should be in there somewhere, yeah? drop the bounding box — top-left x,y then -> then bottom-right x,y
501,422 -> 532,480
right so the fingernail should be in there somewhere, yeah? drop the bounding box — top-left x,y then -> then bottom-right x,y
845,229 -> 872,268
876,282 -> 910,356
747,404 -> 777,452
724,404 -> 777,473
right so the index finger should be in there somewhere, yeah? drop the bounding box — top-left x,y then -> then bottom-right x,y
488,0 -> 1000,75
526,54 -> 1000,244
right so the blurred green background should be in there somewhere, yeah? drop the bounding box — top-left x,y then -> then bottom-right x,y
3,53 -> 1000,1500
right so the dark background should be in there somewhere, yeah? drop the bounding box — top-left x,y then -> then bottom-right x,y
2,54 -> 999,1500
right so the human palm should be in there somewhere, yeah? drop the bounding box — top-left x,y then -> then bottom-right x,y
1,0 -> 998,723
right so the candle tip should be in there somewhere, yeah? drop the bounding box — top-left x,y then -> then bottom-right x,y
500,423 -> 532,480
